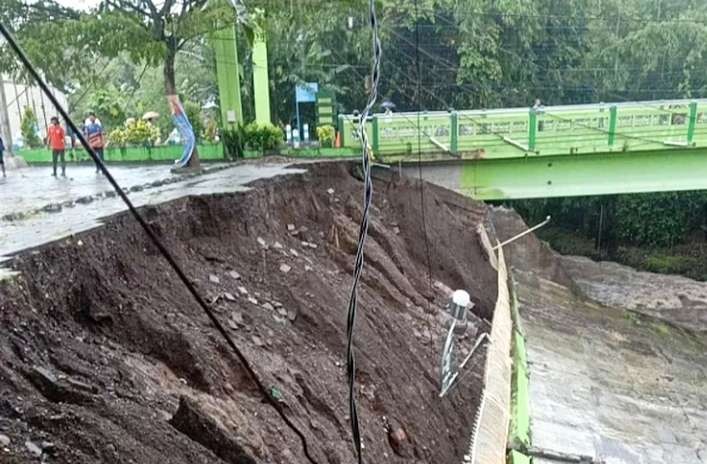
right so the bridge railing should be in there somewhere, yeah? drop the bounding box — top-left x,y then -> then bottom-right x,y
340,98 -> 707,160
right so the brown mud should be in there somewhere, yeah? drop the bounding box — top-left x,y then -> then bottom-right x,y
0,163 -> 497,463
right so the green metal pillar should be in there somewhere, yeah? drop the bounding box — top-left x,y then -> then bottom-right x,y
252,31 -> 272,124
528,109 -> 537,151
687,101 -> 698,144
372,116 -> 379,154
212,26 -> 243,127
608,105 -> 618,147
450,111 -> 459,155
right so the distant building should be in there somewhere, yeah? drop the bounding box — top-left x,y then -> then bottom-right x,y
0,75 -> 68,153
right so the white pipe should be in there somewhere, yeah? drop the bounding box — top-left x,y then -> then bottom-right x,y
493,216 -> 551,251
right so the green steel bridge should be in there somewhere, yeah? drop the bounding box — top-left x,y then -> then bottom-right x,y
339,99 -> 707,200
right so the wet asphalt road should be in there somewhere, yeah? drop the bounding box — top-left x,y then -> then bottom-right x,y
0,163 -> 303,275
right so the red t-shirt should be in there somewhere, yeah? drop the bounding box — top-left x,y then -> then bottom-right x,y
47,125 -> 65,150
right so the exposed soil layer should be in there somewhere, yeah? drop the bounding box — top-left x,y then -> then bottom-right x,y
0,163 -> 497,463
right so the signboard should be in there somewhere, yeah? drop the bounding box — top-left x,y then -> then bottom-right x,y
295,83 -> 319,103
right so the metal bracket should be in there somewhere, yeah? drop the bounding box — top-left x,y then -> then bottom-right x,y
439,326 -> 490,398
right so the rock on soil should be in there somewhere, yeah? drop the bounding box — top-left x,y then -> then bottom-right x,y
0,163 -> 496,463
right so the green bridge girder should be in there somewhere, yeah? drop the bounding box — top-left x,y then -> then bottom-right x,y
400,148 -> 707,200
343,98 -> 707,199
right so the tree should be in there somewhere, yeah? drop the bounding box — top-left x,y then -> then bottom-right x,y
2,0 -> 246,169
20,107 -> 42,148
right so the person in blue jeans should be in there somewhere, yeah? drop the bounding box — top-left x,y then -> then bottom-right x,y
0,135 -> 6,178
84,113 -> 105,173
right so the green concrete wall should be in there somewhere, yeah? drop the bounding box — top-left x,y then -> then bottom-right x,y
509,283 -> 532,463
17,145 -> 357,164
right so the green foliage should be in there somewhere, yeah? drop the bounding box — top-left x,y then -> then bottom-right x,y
613,193 -> 706,247
244,122 -> 283,153
316,124 -> 336,146
184,101 -> 204,142
204,118 -> 219,142
109,119 -> 160,147
511,191 -> 707,249
20,107 -> 42,148
222,124 -> 246,159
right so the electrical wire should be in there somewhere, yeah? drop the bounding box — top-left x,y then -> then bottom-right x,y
344,0 -> 381,461
0,21 -> 321,464
413,0 -> 434,317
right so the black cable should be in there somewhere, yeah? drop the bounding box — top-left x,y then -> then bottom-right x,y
0,21 -> 321,464
413,0 -> 434,314
344,0 -> 381,462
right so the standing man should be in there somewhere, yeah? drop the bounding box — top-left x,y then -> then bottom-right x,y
0,134 -> 6,178
84,113 -> 105,173
47,116 -> 66,177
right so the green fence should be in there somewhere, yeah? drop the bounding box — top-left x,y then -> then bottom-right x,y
340,98 -> 707,161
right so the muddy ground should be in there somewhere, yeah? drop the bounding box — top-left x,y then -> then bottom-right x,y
0,163 -> 497,463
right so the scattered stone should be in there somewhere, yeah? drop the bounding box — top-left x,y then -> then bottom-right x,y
237,286 -> 249,295
247,297 -> 258,305
42,203 -> 62,213
0,434 -> 10,447
287,310 -> 297,322
25,441 -> 42,457
287,224 -> 296,231
262,302 -> 274,311
227,319 -> 239,330
279,264 -> 292,274
257,237 -> 268,249
252,336 -> 265,347
273,301 -> 283,308
393,226 -> 401,235
277,307 -> 288,318
413,329 -> 422,339
66,377 -> 97,394
290,249 -> 299,257
224,292 -> 237,302
231,312 -> 244,325
327,188 -> 335,195
169,396 -> 257,463
75,195 -> 94,204
209,274 -> 220,284
273,242 -> 284,250
41,441 -> 56,455
228,270 -> 241,280
305,265 -> 313,272
77,240 -> 84,247
387,422 -> 412,458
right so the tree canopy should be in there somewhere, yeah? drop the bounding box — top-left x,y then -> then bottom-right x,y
3,0 -> 707,129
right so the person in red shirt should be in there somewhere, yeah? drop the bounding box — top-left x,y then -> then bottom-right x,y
46,116 -> 66,177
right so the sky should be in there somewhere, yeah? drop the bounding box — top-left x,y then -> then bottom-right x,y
54,0 -> 100,9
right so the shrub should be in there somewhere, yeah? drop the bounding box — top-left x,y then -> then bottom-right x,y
108,127 -> 128,147
222,124 -> 246,159
21,107 -> 42,148
184,101 -> 204,142
316,124 -> 335,147
109,119 -> 160,147
244,122 -> 283,153
204,118 -> 219,142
